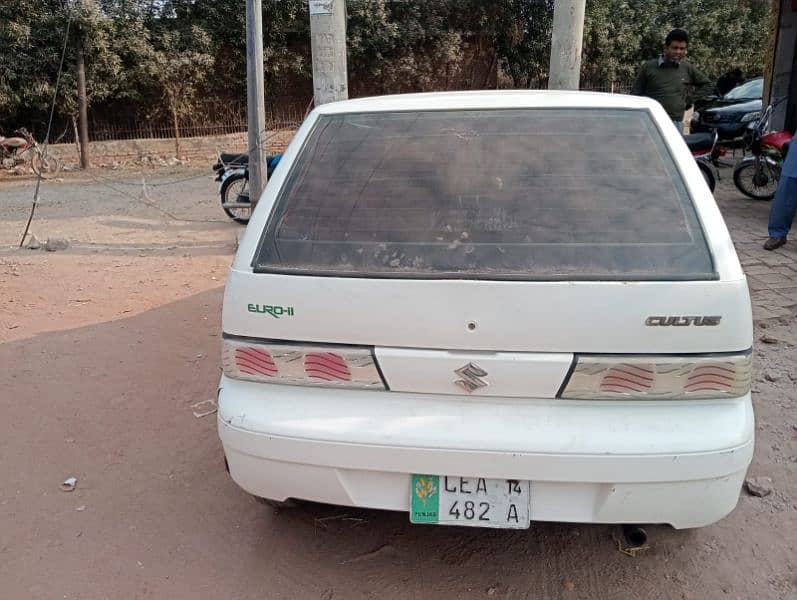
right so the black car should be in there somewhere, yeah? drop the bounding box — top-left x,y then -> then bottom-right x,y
691,78 -> 763,140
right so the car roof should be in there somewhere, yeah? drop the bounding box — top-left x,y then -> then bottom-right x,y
314,90 -> 662,115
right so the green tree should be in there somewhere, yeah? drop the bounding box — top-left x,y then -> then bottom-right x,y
347,0 -> 464,94
494,0 -> 555,88
608,0 -> 771,82
0,0 -> 776,135
0,0 -> 152,137
582,0 -> 644,84
0,1 -> 73,126
146,26 -> 215,155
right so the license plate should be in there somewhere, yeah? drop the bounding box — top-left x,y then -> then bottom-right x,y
410,474 -> 530,529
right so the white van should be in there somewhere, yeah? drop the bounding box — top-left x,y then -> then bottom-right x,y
218,91 -> 753,529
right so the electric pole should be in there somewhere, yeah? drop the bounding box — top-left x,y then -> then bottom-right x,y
76,9 -> 90,168
548,0 -> 586,90
246,0 -> 267,209
309,0 -> 348,105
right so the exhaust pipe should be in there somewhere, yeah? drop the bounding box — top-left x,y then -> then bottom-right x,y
622,525 -> 648,548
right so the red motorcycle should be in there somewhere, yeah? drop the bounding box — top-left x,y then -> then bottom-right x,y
0,127 -> 62,177
733,98 -> 793,200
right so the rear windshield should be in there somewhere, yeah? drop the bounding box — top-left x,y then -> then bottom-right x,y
254,108 -> 715,280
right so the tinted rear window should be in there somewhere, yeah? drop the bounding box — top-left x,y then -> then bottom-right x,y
254,108 -> 715,280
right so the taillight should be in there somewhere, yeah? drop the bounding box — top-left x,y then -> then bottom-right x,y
221,337 -> 386,390
560,352 -> 752,400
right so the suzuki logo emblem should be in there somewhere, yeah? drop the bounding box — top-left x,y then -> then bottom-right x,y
454,362 -> 488,393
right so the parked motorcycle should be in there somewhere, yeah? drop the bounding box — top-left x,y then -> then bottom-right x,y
733,98 -> 793,200
212,152 -> 281,223
685,130 -> 723,192
0,127 -> 62,177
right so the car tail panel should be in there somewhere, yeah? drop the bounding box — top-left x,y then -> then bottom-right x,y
223,270 -> 752,355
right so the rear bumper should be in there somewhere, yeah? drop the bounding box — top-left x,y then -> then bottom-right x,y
218,377 -> 754,528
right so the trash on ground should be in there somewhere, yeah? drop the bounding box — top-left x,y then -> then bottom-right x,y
191,398 -> 217,418
24,234 -> 41,250
614,534 -> 650,557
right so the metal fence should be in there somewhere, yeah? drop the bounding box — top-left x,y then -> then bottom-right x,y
495,77 -> 635,94
581,79 -> 634,94
85,118 -> 247,143
47,100 -> 310,145
45,83 -> 635,145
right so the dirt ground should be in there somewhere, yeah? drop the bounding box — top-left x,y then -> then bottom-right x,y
0,165 -> 795,600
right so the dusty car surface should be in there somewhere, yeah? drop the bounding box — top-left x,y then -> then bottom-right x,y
218,90 -> 753,530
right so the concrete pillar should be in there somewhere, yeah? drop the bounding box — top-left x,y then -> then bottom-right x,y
310,0 -> 349,105
548,0 -> 586,90
246,0 -> 267,207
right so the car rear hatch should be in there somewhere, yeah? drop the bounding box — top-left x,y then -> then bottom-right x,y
223,105 -> 752,399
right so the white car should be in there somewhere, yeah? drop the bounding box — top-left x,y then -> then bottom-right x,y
218,91 -> 753,530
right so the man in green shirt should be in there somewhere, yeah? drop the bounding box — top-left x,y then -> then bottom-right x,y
631,28 -> 713,134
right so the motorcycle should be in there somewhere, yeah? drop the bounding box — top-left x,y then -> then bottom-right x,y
212,152 -> 281,223
684,129 -> 723,192
732,98 -> 793,200
0,127 -> 62,177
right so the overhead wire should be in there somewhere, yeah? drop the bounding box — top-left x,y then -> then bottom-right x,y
67,123 -> 300,223
16,122 -> 297,225
19,9 -> 73,247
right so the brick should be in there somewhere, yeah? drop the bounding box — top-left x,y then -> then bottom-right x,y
753,302 -> 783,315
753,294 -> 791,305
770,295 -> 797,308
768,286 -> 797,297
753,307 -> 779,321
754,273 -> 790,284
760,255 -> 792,267
743,266 -> 775,275
745,277 -> 768,292
738,257 -> 762,265
758,297 -> 793,309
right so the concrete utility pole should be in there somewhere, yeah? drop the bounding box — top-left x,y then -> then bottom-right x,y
548,0 -> 586,90
76,44 -> 90,169
309,0 -> 348,105
246,0 -> 267,209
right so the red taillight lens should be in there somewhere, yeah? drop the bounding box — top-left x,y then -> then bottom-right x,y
222,338 -> 386,390
303,352 -> 352,382
234,346 -> 278,378
560,352 -> 752,400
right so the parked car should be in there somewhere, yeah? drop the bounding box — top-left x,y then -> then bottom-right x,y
691,77 -> 763,139
218,91 -> 753,530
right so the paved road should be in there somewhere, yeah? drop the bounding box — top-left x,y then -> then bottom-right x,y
0,167 -> 234,254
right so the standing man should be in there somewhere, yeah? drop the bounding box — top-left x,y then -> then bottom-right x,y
631,28 -> 713,133
763,141 -> 797,250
